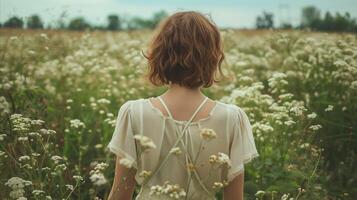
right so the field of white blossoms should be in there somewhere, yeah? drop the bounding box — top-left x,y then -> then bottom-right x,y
0,29 -> 356,200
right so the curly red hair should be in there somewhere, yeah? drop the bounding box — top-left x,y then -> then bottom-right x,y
143,11 -> 225,89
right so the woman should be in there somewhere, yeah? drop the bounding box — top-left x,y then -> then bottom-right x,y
107,11 -> 259,200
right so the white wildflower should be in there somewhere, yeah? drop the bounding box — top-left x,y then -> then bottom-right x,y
73,175 -> 84,182
284,120 -> 296,126
90,173 -> 107,186
200,128 -> 217,141
209,152 -> 232,168
32,153 -> 40,157
97,98 -> 111,104
0,134 -> 6,141
29,132 -> 41,138
40,33 -> 48,40
18,137 -> 28,142
150,182 -> 186,199
65,184 -> 74,191
290,105 -> 306,116
5,177 -> 32,199
39,129 -> 56,135
255,190 -> 266,197
281,193 -> 290,200
139,170 -> 152,178
307,113 -> 317,119
212,182 -> 224,189
70,119 -> 86,129
134,135 -> 157,151
19,156 -> 30,162
31,119 -> 45,126
10,114 -> 32,132
325,105 -> 334,112
333,60 -> 348,67
51,155 -> 63,164
309,124 -> 322,131
119,157 -> 134,168
217,152 -> 232,168
32,190 -> 45,196
169,147 -> 182,155
55,164 -> 67,171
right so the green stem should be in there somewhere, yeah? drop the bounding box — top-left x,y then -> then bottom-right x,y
65,182 -> 80,200
295,151 -> 321,200
184,140 -> 204,200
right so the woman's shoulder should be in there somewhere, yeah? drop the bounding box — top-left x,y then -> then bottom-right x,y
120,98 -> 146,106
214,101 -> 250,123
116,98 -> 145,114
215,100 -> 243,114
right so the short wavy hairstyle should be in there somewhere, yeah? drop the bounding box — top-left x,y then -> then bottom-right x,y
143,11 -> 225,89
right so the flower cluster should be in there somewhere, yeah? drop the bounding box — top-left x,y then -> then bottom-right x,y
150,182 -> 186,199
199,128 -> 217,141
89,162 -> 109,186
209,152 -> 232,168
5,177 -> 32,199
119,157 -> 135,168
134,135 -> 157,151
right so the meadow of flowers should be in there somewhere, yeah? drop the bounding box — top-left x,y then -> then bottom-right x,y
0,29 -> 356,200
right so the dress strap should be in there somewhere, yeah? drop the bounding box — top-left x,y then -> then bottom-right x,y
157,96 -> 174,119
157,96 -> 209,123
141,96 -> 210,187
188,96 -> 209,123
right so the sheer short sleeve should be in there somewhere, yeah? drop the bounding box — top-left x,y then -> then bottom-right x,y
107,100 -> 137,169
227,106 -> 259,182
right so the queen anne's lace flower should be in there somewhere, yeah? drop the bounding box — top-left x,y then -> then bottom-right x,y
0,134 -> 6,141
169,147 -> 182,155
119,157 -> 135,168
209,152 -> 232,168
5,177 -> 32,199
51,155 -> 63,164
149,182 -> 186,199
73,175 -> 84,182
32,190 -> 45,196
134,135 -> 157,151
325,105 -> 334,112
18,156 -> 30,162
89,162 -> 109,186
307,113 -> 317,119
309,124 -> 322,131
139,170 -> 152,178
70,119 -> 86,129
90,173 -> 107,186
212,182 -> 224,189
10,114 -> 32,132
199,128 -> 217,141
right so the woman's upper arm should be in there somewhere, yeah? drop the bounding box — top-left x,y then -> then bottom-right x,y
108,155 -> 137,200
223,172 -> 244,200
224,105 -> 259,199
227,106 -> 259,183
107,100 -> 138,200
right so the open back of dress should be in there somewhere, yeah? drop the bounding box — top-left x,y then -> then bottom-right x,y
107,96 -> 259,200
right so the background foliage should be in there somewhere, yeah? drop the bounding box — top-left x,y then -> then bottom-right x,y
0,29 -> 356,200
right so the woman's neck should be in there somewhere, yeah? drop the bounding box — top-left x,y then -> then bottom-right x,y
163,83 -> 204,99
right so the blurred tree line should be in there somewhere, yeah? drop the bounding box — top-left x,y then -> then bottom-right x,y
256,5 -> 357,32
1,6 -> 356,32
0,10 -> 168,31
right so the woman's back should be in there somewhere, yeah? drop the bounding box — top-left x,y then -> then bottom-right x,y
107,11 -> 258,200
107,95 -> 258,199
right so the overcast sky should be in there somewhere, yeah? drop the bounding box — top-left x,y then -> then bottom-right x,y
1,0 -> 356,28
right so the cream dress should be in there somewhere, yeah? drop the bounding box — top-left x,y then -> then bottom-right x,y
107,96 -> 259,200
